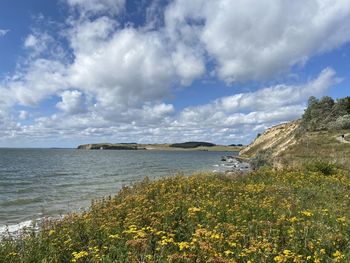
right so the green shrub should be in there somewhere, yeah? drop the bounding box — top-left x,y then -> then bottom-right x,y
250,149 -> 272,170
334,115 -> 350,129
304,160 -> 337,176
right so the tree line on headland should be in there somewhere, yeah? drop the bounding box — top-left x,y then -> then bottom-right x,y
301,96 -> 350,131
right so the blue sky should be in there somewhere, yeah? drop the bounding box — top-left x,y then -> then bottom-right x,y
0,0 -> 349,147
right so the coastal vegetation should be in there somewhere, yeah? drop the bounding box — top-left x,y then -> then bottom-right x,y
277,129 -> 350,171
300,96 -> 350,131
1,165 -> 350,262
240,96 -> 350,170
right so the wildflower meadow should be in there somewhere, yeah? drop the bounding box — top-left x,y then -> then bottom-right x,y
1,166 -> 350,262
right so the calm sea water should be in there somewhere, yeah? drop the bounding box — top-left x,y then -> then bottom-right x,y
0,148 -> 237,232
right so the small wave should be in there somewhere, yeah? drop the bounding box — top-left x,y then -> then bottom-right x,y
1,196 -> 43,206
0,215 -> 64,237
0,220 -> 34,236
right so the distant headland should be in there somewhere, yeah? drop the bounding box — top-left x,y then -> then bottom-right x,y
77,141 -> 244,151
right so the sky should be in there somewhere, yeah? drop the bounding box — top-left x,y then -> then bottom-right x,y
0,0 -> 349,148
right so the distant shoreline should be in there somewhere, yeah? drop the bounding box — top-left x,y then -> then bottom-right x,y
77,142 -> 244,152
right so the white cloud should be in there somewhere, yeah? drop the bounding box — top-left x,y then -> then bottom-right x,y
173,68 -> 338,142
0,29 -> 9,37
66,0 -> 125,17
23,31 -> 66,60
24,34 -> 38,48
68,28 -> 176,109
171,43 -> 205,85
219,68 -> 339,112
0,104 -> 22,140
56,90 -> 86,114
9,59 -> 68,106
0,87 -> 16,108
165,0 -> 350,82
19,111 -> 29,120
67,16 -> 117,54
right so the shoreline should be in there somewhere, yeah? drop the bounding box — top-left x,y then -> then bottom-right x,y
0,155 -> 250,238
77,143 -> 244,152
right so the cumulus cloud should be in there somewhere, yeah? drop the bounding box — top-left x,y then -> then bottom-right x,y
171,43 -> 205,85
165,0 -> 350,82
9,59 -> 68,106
68,27 -> 176,109
56,90 -> 86,114
67,16 -> 117,54
219,68 -> 339,112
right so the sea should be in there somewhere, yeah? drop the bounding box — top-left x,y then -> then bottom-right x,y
0,148 -> 238,235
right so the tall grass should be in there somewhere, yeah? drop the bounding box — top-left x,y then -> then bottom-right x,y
1,167 -> 350,262
277,129 -> 350,171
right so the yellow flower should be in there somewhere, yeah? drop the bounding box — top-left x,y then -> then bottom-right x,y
332,250 -> 344,262
336,216 -> 346,223
188,207 -> 202,216
300,210 -> 313,217
274,255 -> 283,263
136,230 -> 147,238
229,242 -> 237,247
289,216 -> 298,223
109,234 -> 120,239
72,251 -> 88,262
159,236 -> 174,246
211,233 -> 221,239
48,230 -> 55,236
188,207 -> 201,212
178,241 -> 190,251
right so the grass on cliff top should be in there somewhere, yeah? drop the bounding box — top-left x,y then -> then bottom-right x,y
1,167 -> 350,262
276,129 -> 350,171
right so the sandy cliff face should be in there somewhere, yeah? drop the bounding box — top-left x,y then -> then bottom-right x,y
240,120 -> 301,158
77,144 -> 93,150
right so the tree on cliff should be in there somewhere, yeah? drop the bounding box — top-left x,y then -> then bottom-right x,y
301,96 -> 350,131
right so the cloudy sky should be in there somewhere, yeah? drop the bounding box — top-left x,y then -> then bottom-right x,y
0,0 -> 349,147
